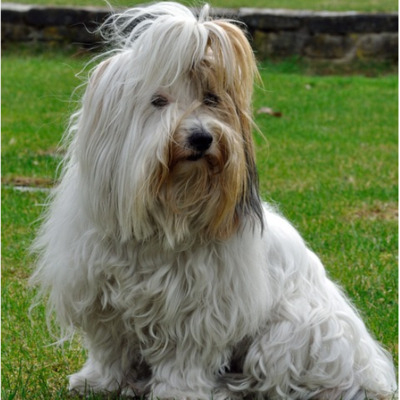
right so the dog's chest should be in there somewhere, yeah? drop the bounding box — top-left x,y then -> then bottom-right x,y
115,243 -> 267,349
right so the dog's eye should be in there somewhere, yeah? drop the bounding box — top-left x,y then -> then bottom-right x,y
151,95 -> 169,108
203,92 -> 220,107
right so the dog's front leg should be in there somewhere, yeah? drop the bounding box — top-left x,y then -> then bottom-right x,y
68,319 -> 151,396
145,342 -> 234,400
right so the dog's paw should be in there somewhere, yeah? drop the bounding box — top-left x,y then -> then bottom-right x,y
151,382 -> 209,400
69,370 -> 92,393
68,366 -> 120,394
122,379 -> 150,398
69,370 -> 102,394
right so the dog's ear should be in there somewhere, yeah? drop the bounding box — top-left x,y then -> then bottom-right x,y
76,55 -> 120,148
207,21 -> 264,232
71,54 -> 146,241
69,56 -> 124,238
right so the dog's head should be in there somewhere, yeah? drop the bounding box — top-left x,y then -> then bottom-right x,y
72,2 -> 263,246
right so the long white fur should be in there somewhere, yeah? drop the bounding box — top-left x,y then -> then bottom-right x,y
31,3 -> 397,399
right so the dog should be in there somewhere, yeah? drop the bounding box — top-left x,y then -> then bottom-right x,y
31,3 -> 397,399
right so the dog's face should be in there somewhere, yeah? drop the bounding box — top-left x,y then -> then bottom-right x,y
74,8 -> 263,245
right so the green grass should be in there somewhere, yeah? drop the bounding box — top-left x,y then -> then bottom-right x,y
254,66 -> 398,341
7,0 -> 398,12
2,49 -> 398,399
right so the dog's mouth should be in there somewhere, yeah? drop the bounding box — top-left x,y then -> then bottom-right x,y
186,152 -> 205,162
169,151 -> 223,176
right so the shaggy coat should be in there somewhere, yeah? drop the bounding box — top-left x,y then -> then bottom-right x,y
31,3 -> 397,399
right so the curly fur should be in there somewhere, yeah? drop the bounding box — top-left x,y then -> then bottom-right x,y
31,3 -> 397,399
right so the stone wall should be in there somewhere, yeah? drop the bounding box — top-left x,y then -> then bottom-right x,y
2,2 -> 398,63
239,8 -> 398,62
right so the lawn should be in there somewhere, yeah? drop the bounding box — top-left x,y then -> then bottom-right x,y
2,49 -> 398,398
7,0 -> 399,12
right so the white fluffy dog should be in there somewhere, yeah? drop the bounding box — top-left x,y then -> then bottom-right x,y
31,3 -> 397,399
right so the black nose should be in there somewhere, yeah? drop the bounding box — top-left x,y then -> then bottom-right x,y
188,129 -> 213,152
